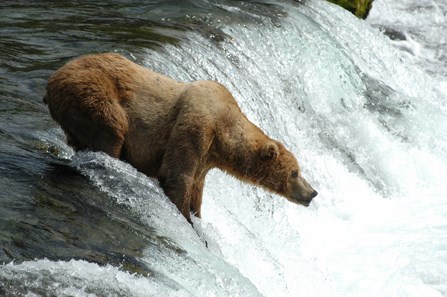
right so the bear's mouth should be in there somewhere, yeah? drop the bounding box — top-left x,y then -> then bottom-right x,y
298,200 -> 311,207
289,198 -> 312,207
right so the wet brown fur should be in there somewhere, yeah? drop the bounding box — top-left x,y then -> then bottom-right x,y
44,53 -> 317,223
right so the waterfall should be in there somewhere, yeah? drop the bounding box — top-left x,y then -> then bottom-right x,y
1,1 -> 446,296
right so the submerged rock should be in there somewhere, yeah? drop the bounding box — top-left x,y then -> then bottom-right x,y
377,26 -> 407,41
326,0 -> 374,19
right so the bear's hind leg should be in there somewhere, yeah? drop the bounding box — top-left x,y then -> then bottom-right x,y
87,121 -> 126,158
58,100 -> 128,159
64,130 -> 87,151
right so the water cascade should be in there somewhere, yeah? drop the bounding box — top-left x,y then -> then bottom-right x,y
1,1 -> 446,296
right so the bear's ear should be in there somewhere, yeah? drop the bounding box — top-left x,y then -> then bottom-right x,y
260,141 -> 280,161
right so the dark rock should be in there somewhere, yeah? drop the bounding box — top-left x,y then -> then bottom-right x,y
326,0 -> 374,19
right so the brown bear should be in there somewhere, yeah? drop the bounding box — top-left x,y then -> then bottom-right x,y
43,53 -> 317,223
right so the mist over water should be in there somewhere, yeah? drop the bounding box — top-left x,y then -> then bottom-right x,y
1,0 -> 447,296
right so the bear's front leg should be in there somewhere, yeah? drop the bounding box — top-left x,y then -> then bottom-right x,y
158,142 -> 200,224
190,175 -> 205,218
160,173 -> 195,224
158,117 -> 212,224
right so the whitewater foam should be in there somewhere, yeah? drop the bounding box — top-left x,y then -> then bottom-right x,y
0,259 -> 191,297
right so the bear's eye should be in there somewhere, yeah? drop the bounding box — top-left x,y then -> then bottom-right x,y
291,170 -> 299,178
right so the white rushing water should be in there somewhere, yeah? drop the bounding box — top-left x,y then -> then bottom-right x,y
368,0 -> 447,81
3,0 -> 447,296
145,1 -> 447,295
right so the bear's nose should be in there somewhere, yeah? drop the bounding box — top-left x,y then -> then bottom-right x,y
310,190 -> 318,199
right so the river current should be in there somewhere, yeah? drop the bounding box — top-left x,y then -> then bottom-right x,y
1,0 -> 446,296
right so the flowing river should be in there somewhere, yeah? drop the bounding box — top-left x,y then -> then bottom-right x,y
1,0 -> 446,296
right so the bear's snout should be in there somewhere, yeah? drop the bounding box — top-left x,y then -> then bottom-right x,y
300,190 -> 318,207
290,176 -> 318,207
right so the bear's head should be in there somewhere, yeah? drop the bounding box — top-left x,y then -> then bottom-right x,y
256,140 -> 318,206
